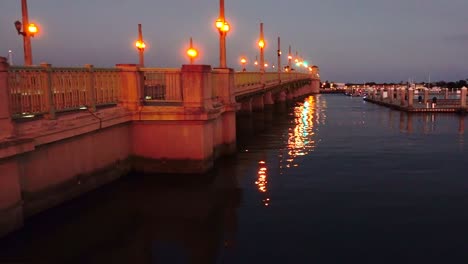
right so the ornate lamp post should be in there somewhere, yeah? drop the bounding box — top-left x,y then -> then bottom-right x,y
215,0 -> 230,68
14,0 -> 39,66
258,23 -> 265,73
186,37 -> 198,64
277,37 -> 281,81
240,57 -> 247,71
287,45 -> 292,71
135,24 -> 146,67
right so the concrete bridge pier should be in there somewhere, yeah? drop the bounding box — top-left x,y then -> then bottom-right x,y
274,91 -> 288,114
132,65 -> 236,174
239,98 -> 253,115
388,89 -> 394,103
311,79 -> 320,94
423,88 -> 429,106
461,87 -> 467,108
286,91 -> 294,101
252,95 -> 265,112
408,88 -> 414,108
263,91 -> 275,122
400,89 -> 406,106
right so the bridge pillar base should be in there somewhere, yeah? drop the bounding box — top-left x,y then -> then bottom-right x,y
238,98 -> 253,115
264,91 -> 274,105
0,158 -> 23,238
252,95 -> 264,112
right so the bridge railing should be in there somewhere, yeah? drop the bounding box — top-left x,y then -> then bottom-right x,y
142,68 -> 182,102
8,65 -> 120,119
234,72 -> 261,87
7,65 -> 317,119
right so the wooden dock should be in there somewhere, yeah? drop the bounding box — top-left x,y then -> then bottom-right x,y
364,97 -> 468,114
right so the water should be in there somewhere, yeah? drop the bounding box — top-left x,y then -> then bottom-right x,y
1,94 -> 468,263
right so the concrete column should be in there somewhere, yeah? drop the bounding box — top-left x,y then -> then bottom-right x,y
310,80 -> 319,94
424,88 -> 429,105
212,68 -> 236,106
408,88 -> 414,108
252,95 -> 264,112
400,89 -> 406,106
380,89 -> 385,101
264,91 -> 274,105
240,98 -> 252,113
116,64 -> 144,111
286,91 -> 294,101
277,91 -> 287,102
461,87 -> 467,108
388,89 -> 393,103
181,64 -> 213,110
0,57 -> 14,140
0,159 -> 23,237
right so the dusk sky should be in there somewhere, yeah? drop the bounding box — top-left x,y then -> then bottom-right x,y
1,0 -> 467,83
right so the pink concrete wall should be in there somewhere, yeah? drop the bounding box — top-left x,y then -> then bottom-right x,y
0,159 -> 23,237
131,121 -> 214,161
21,124 -> 130,202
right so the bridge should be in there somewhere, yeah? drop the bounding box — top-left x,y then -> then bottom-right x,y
0,57 -> 319,237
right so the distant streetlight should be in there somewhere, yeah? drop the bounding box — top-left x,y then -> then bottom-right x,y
215,0 -> 230,68
240,57 -> 247,71
14,0 -> 39,66
187,37 -> 198,64
135,24 -> 146,67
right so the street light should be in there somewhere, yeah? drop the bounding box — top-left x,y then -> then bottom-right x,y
187,37 -> 198,64
215,0 -> 230,68
240,57 -> 247,71
14,0 -> 39,66
135,24 -> 145,67
258,22 -> 265,73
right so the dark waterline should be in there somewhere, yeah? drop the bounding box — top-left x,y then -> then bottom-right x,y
1,94 -> 468,263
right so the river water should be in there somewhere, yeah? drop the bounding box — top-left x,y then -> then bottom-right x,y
1,94 -> 468,263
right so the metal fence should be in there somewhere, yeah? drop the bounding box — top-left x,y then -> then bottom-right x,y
142,68 -> 182,102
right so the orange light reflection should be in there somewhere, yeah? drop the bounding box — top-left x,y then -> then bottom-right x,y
255,160 -> 270,207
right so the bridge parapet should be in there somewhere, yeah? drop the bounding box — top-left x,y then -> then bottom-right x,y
8,64 -> 120,119
5,63 -> 319,120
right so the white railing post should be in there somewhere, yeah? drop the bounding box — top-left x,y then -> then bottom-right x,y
461,87 -> 467,109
